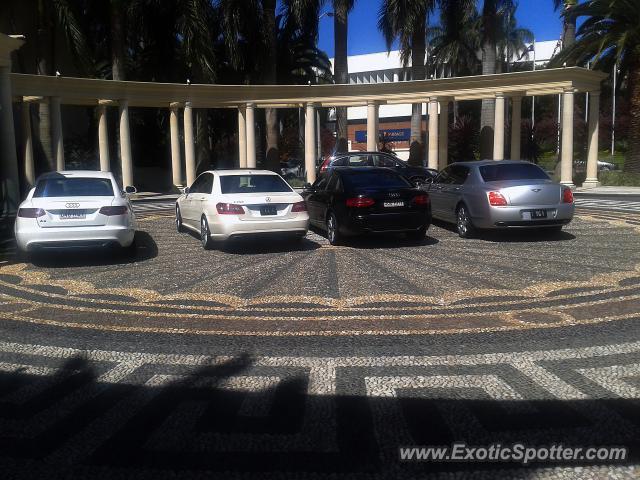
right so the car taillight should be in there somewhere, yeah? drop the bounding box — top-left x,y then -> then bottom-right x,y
17,208 -> 45,218
216,202 -> 245,215
562,187 -> 574,204
346,197 -> 375,208
488,191 -> 508,206
99,206 -> 128,215
291,201 -> 307,212
320,161 -> 329,173
412,194 -> 430,206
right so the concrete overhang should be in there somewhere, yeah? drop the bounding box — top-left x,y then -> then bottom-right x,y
10,67 -> 607,109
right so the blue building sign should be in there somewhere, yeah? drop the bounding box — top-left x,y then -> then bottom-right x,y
354,128 -> 411,143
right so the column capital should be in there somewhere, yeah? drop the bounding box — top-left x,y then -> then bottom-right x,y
366,99 -> 379,107
246,102 -> 256,109
118,98 -> 130,107
494,92 -> 505,99
562,87 -> 577,94
428,96 -> 439,103
184,101 -> 193,109
98,99 -> 117,106
22,96 -> 44,103
169,101 -> 183,109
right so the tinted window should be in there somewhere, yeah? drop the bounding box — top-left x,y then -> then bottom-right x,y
337,154 -> 371,167
434,167 -> 452,184
326,173 -> 339,192
34,177 -> 114,197
201,174 -> 213,194
189,174 -> 206,193
450,166 -> 470,185
372,154 -> 399,168
220,175 -> 292,194
312,176 -> 328,190
342,171 -> 411,190
479,163 -> 550,182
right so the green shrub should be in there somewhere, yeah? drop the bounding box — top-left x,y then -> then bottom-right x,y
599,171 -> 640,186
287,177 -> 307,188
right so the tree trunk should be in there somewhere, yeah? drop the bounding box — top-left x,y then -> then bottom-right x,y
562,1 -> 576,56
110,0 -> 126,80
334,6 -> 349,153
35,0 -> 54,172
262,0 -> 279,171
408,27 -> 426,166
625,57 -> 640,174
479,39 -> 496,159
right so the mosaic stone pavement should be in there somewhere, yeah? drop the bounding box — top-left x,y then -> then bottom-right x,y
0,207 -> 638,478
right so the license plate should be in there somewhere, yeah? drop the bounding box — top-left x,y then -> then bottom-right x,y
59,210 -> 86,220
260,205 -> 277,216
383,201 -> 404,208
522,209 -> 547,220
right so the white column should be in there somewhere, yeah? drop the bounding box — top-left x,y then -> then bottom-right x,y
245,103 -> 256,169
169,102 -> 182,186
50,96 -> 65,170
119,99 -> 134,188
238,105 -> 247,168
22,102 -> 35,185
305,102 -> 317,184
366,101 -> 379,151
584,91 -> 600,187
438,99 -> 449,170
560,89 -> 575,187
427,98 -> 439,169
510,96 -> 522,160
97,102 -> 110,172
183,101 -> 196,186
493,93 -> 505,160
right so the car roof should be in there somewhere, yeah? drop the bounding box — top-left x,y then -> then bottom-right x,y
36,170 -> 115,180
328,166 -> 400,175
204,169 -> 280,176
449,160 -> 537,167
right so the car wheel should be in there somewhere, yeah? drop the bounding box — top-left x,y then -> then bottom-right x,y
456,204 -> 475,239
326,212 -> 342,246
176,205 -> 185,233
200,216 -> 214,250
407,226 -> 427,241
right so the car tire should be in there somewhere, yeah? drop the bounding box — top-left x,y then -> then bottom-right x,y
407,226 -> 427,241
200,216 -> 214,250
176,205 -> 185,233
326,212 -> 342,246
456,204 -> 475,239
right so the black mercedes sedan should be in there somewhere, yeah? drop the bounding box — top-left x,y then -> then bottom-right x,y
302,167 -> 431,245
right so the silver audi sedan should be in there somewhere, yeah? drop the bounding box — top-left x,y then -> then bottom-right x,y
426,160 -> 574,238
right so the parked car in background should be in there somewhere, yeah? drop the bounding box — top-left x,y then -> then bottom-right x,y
14,171 -> 137,255
302,167 -> 431,245
280,158 -> 303,179
574,159 -> 617,172
318,152 -> 438,184
175,169 -> 309,249
427,160 -> 574,238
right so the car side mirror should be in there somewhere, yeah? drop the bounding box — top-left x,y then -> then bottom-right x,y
124,185 -> 137,194
183,187 -> 190,194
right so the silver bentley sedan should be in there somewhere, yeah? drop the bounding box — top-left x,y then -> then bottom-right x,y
426,160 -> 574,238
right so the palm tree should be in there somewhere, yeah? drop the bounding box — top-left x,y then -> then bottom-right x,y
496,2 -> 533,73
551,0 -> 640,174
333,0 -> 355,153
379,0 -> 435,166
553,0 -> 577,54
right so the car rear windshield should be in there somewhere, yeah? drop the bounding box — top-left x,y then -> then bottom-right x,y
33,178 -> 115,197
220,175 -> 292,194
479,163 -> 549,182
341,171 -> 410,190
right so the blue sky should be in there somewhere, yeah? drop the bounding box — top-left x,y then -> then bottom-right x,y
317,0 -> 565,57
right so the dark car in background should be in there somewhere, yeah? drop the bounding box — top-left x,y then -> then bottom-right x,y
302,167 -> 431,245
318,152 -> 438,184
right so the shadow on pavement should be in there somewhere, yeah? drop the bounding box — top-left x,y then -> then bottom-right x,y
0,354 -> 636,479
432,220 -> 576,242
309,225 -> 439,249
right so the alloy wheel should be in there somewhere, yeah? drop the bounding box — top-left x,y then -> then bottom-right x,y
457,206 -> 470,238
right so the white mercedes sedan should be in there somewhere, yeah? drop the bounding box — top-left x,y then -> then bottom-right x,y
175,169 -> 309,249
15,171 -> 137,255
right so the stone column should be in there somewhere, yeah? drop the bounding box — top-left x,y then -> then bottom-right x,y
238,105 -> 247,168
245,103 -> 256,169
493,93 -> 505,160
119,99 -> 134,188
0,34 -> 24,218
305,102 -> 317,184
169,102 -> 182,187
560,89 -> 575,187
50,96 -> 65,170
510,96 -> 522,160
22,102 -> 35,186
438,99 -> 449,170
97,102 -> 110,172
427,98 -> 439,169
584,91 -> 600,188
183,101 -> 196,186
366,101 -> 379,151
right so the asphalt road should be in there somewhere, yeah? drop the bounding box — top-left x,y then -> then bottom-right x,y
0,207 -> 639,479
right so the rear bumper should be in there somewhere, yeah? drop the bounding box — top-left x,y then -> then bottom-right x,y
343,210 -> 431,235
472,203 -> 575,229
209,214 -> 309,241
15,220 -> 135,251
